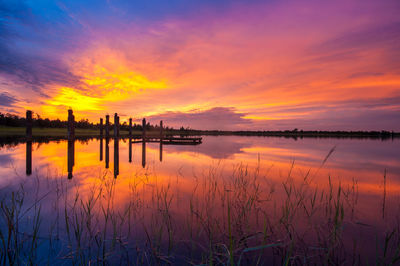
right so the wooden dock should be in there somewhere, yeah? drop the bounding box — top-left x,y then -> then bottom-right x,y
132,136 -> 202,145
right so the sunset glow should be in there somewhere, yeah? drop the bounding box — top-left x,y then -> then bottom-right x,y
1,0 -> 399,130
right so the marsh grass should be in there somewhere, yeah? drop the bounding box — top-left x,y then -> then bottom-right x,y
0,158 -> 399,265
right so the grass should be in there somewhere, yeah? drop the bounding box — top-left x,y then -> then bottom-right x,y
0,125 -> 126,137
0,158 -> 399,265
0,125 -> 168,138
0,125 -> 184,138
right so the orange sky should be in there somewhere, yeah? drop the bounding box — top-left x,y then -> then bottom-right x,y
1,0 -> 399,130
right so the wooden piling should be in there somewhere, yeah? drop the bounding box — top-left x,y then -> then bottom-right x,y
142,118 -> 146,141
129,118 -> 132,138
68,109 -> 75,141
117,116 -> 119,137
26,110 -> 32,141
114,113 -> 119,138
160,120 -> 163,141
105,115 -> 110,138
100,118 -> 103,137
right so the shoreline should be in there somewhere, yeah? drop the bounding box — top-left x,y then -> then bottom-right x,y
0,125 -> 398,143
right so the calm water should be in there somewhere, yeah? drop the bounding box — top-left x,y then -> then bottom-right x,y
0,136 -> 399,264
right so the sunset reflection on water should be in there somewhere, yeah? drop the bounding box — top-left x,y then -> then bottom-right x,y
0,136 -> 399,264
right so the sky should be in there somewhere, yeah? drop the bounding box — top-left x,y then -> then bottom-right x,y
0,0 -> 399,130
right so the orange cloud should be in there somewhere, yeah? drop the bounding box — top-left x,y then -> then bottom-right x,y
11,0 -> 400,130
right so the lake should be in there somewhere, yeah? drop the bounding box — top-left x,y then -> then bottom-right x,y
0,136 -> 399,264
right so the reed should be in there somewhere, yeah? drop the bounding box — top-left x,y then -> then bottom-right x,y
0,157 -> 399,265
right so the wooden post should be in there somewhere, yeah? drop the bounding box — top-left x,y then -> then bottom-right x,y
160,120 -> 163,141
142,118 -> 146,141
100,118 -> 103,137
129,118 -> 132,138
26,110 -> 32,141
68,109 -> 75,141
105,115 -> 110,138
117,116 -> 119,137
114,113 -> 119,139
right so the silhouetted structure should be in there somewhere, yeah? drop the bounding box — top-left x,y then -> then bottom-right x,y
68,110 -> 75,141
100,118 -> 103,137
142,118 -> 146,141
26,110 -> 32,141
26,141 -> 32,175
129,118 -> 132,138
105,115 -> 110,138
160,120 -> 163,140
68,140 -> 75,179
114,113 -> 119,138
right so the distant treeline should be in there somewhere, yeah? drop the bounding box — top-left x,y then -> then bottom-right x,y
1,112 -> 398,139
0,112 -> 173,131
174,129 -> 399,139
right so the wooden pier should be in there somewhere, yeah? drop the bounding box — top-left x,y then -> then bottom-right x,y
132,136 -> 202,145
23,110 -> 204,178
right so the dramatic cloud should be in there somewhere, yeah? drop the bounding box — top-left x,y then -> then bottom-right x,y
0,92 -> 19,107
0,0 -> 399,130
145,107 -> 251,130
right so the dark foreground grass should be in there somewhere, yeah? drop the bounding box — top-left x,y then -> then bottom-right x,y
0,126 -> 146,137
0,126 -> 178,138
0,160 -> 399,265
0,125 -> 125,137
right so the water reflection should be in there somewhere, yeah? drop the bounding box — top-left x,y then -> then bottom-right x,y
105,137 -> 109,169
142,139 -> 146,168
129,137 -> 132,163
100,137 -> 103,161
26,141 -> 32,175
1,136 -> 400,264
13,136 -> 400,182
114,137 -> 119,178
159,141 -> 163,162
67,140 -> 74,179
